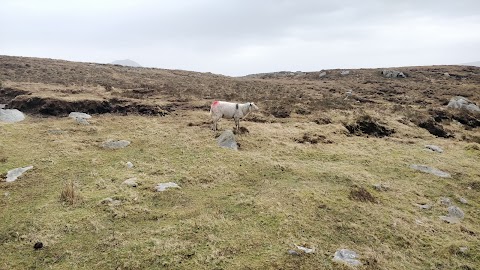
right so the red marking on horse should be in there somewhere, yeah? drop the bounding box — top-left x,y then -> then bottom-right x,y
212,101 -> 219,106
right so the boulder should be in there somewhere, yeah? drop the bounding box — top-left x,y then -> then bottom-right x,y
68,112 -> 92,119
382,70 -> 406,78
446,96 -> 480,112
217,130 -> 238,150
0,109 -> 25,123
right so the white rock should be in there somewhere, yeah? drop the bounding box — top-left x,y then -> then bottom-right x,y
295,245 -> 315,254
123,178 -> 138,187
458,197 -> 468,204
0,109 -> 25,123
69,112 -> 92,119
126,162 -> 134,168
76,117 -> 90,125
155,182 -> 180,192
5,166 -> 33,182
415,203 -> 431,210
333,249 -> 362,266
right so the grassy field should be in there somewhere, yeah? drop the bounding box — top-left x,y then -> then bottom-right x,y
1,56 -> 480,269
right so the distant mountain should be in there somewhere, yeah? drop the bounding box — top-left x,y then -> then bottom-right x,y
462,61 -> 480,67
110,59 -> 142,67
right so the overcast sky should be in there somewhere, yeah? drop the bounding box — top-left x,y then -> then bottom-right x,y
1,0 -> 479,76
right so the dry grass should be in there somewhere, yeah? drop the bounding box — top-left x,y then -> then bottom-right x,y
0,56 -> 480,269
60,180 -> 82,206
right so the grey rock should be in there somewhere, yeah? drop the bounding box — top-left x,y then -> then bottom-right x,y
440,205 -> 465,224
295,245 -> 315,254
373,183 -> 389,191
217,130 -> 238,150
0,109 -> 25,123
102,140 -> 131,149
333,249 -> 362,266
155,182 -> 180,192
447,96 -> 480,112
410,164 -> 451,178
444,73 -> 450,77
0,104 -> 6,109
425,145 -> 443,153
76,117 -> 90,125
69,112 -> 92,119
459,247 -> 468,253
123,178 -> 138,187
126,161 -> 134,168
382,70 -> 406,78
319,71 -> 327,78
287,250 -> 300,256
440,197 -> 452,206
458,197 -> 468,204
5,166 -> 33,182
340,70 -> 350,75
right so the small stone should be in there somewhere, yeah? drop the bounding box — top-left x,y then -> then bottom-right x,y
333,249 -> 362,266
459,247 -> 468,253
444,73 -> 450,77
340,70 -> 350,75
373,183 -> 389,191
319,71 -> 327,78
5,166 -> 34,182
4,192 -> 10,197
100,197 -> 121,206
217,130 -> 238,150
75,117 -> 90,125
123,178 -> 138,187
155,182 -> 180,192
425,145 -> 443,153
34,242 -> 43,250
458,197 -> 468,204
415,203 -> 431,210
69,112 -> 92,119
440,197 -> 452,206
295,245 -> 315,254
288,250 -> 299,256
410,164 -> 451,178
126,162 -> 134,168
440,206 -> 465,224
102,140 -> 131,149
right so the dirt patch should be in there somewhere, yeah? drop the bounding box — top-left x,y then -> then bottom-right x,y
233,126 -> 249,135
429,109 -> 480,129
313,117 -> 332,125
9,95 -> 169,116
187,121 -> 211,127
467,181 -> 480,191
417,119 -> 453,138
269,106 -> 291,118
295,133 -> 333,144
349,187 -> 377,203
344,115 -> 394,137
0,88 -> 31,104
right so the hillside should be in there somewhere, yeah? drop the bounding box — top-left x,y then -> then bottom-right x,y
1,55 -> 479,269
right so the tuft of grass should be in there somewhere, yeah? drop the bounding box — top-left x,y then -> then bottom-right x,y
60,180 -> 82,206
